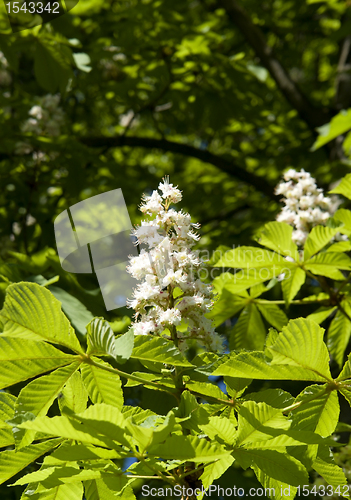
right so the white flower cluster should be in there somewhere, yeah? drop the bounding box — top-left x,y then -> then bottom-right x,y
127,178 -> 224,353
15,94 -> 65,156
0,52 -> 11,87
275,169 -> 342,246
21,94 -> 64,137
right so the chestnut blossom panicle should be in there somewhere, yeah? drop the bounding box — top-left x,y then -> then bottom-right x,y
127,177 -> 224,354
275,169 -> 343,246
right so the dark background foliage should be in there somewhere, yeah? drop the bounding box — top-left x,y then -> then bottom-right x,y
0,0 -> 351,498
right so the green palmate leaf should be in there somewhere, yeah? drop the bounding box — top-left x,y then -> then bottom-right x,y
176,390 -> 198,418
14,464 -> 126,488
0,393 -> 15,425
232,448 -> 308,487
213,267 -> 288,296
224,377 -> 252,398
250,282 -> 268,297
230,303 -> 266,351
140,460 -> 185,479
290,385 -> 340,437
126,457 -> 172,477
20,404 -> 130,449
304,226 -> 340,260
220,405 -> 238,427
0,422 -> 15,448
235,401 -> 290,447
86,318 -> 116,358
0,282 -> 83,353
256,222 -> 299,261
199,456 -> 234,491
213,246 -> 286,268
148,434 -> 230,462
0,438 -> 62,485
176,407 -> 210,434
80,359 -> 124,410
330,172 -> 351,200
109,317 -> 131,334
15,363 -> 81,419
243,432 -> 333,449
48,444 -> 125,464
185,381 -> 228,401
327,240 -> 351,252
69,404 -> 130,447
213,318 -> 332,382
122,406 -> 156,425
337,353 -> 351,380
253,467 -> 297,500
49,285 -> 94,337
304,252 -> 351,280
14,362 -> 81,449
127,422 -> 165,456
115,328 -> 134,364
86,321 -> 133,364
245,389 -> 294,409
21,480 -> 83,500
124,372 -> 161,387
265,327 -> 279,348
199,415 -> 237,444
84,477 -> 133,500
14,463 -> 85,486
332,209 -> 351,235
120,485 -> 137,499
256,303 -> 288,330
312,445 -> 348,492
125,411 -> 175,452
267,319 -> 332,381
84,479 -> 115,500
6,248 -> 54,275
214,319 -> 332,382
339,387 -> 351,407
191,350 -> 220,368
0,393 -> 15,447
18,416 -> 115,450
213,350 -> 330,381
327,302 -> 351,368
206,289 -> 245,327
312,109 -> 351,151
0,428 -> 14,449
281,266 -> 306,305
0,337 -> 77,390
307,306 -> 337,325
58,370 -> 89,415
131,335 -> 194,367
301,292 -> 329,303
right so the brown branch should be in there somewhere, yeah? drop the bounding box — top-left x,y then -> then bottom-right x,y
216,0 -> 331,130
79,135 -> 279,201
335,35 -> 351,111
